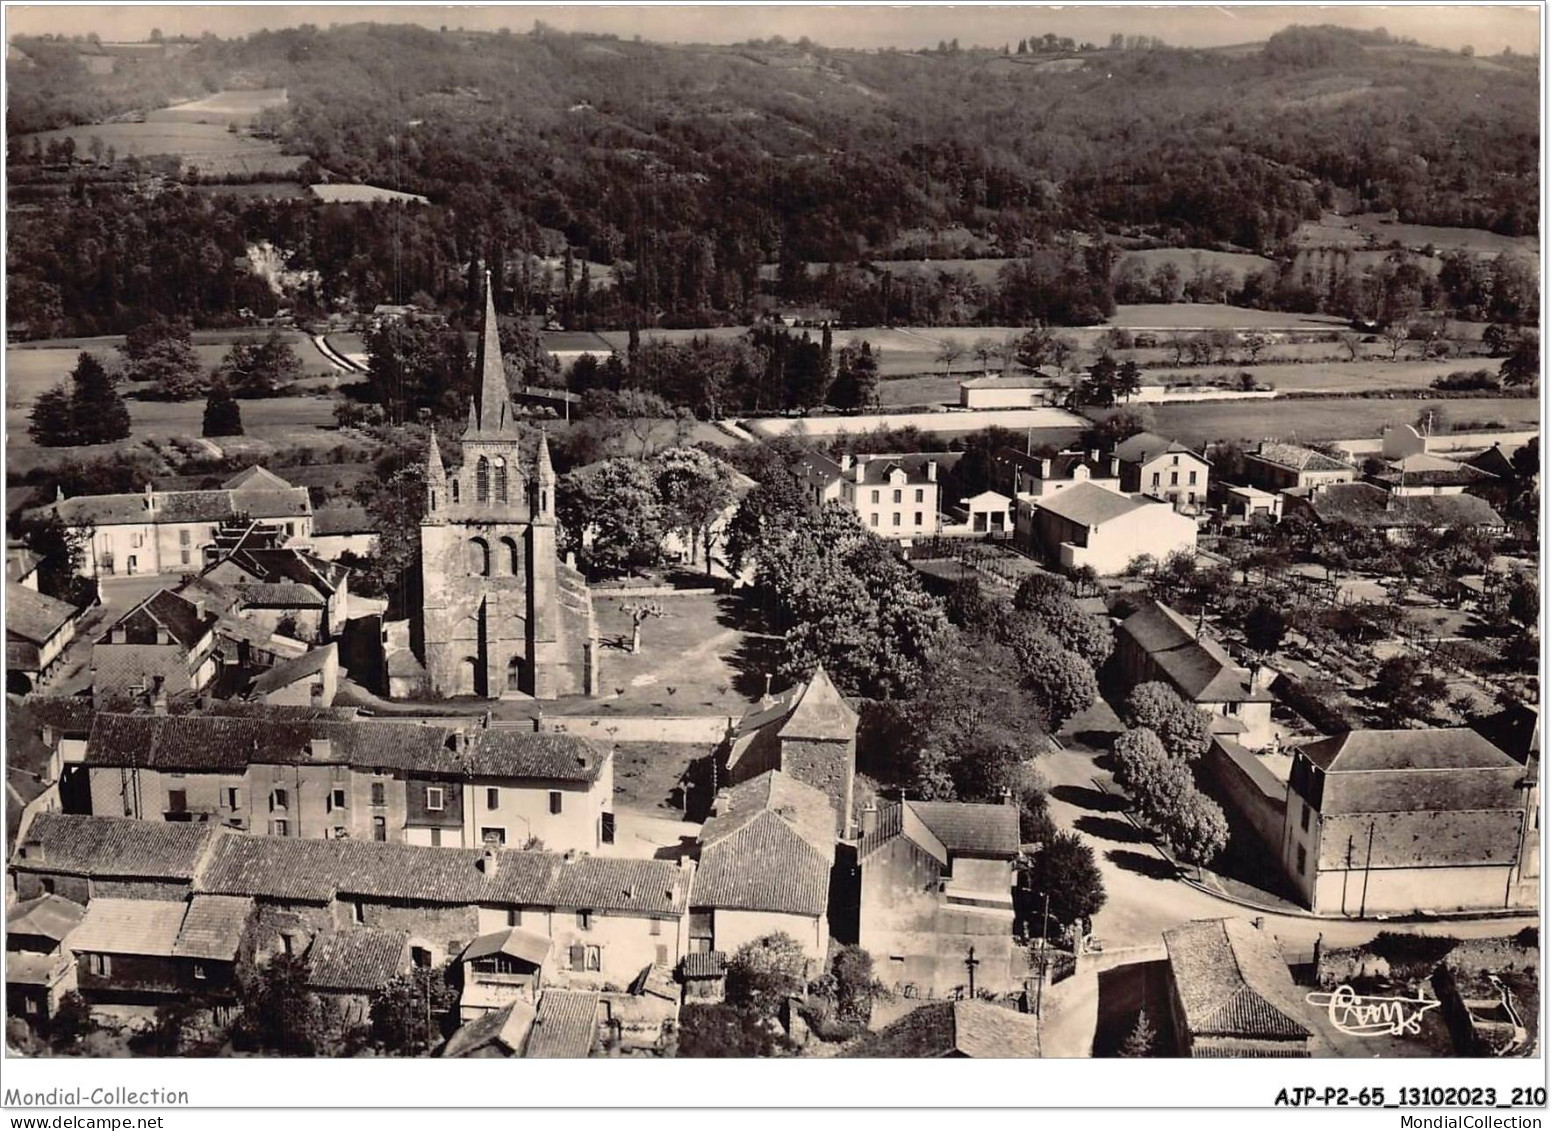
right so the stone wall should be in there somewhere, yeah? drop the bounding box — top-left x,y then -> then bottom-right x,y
781,737 -> 855,837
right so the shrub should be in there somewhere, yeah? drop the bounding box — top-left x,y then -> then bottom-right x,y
1274,673 -> 1360,735
676,1003 -> 791,1058
831,945 -> 875,1024
1366,932 -> 1460,981
726,933 -> 808,1013
1431,369 -> 1500,392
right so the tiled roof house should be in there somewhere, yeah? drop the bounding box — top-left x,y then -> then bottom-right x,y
1282,729 -> 1534,915
1163,918 -> 1315,1057
692,770 -> 836,963
1116,599 -> 1275,747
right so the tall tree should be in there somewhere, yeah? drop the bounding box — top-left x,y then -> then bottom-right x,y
557,458 -> 666,576
218,331 -> 304,398
202,379 -> 244,437
1024,831 -> 1107,930
121,319 -> 205,401
1125,682 -> 1212,761
28,383 -> 77,447
651,446 -> 738,573
68,351 -> 132,445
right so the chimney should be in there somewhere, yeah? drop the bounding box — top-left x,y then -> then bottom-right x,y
479,847 -> 498,876
840,453 -> 854,472
860,801 -> 879,837
1251,663 -> 1274,692
1039,458 -> 1052,479
310,737 -> 333,761
1108,457 -> 1120,477
150,676 -> 168,715
1089,448 -> 1100,464
192,598 -> 206,621
144,484 -> 156,513
926,461 -> 937,483
56,485 -> 65,503
1001,787 -> 1014,807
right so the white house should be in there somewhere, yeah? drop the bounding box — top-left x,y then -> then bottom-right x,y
1023,482 -> 1197,575
795,451 -> 945,538
952,491 -> 1014,536
31,468 -> 312,579
690,771 -> 836,966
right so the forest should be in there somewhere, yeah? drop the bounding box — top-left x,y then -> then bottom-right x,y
6,22 -> 1540,335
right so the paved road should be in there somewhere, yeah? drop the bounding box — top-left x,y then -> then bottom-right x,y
1044,700 -> 1536,957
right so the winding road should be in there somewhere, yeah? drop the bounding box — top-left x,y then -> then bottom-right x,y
1043,699 -> 1536,956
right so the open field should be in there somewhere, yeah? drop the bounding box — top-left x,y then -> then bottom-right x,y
1106,304 -> 1348,330
750,406 -> 1086,443
1141,397 -> 1541,448
6,394 -> 338,456
190,181 -> 311,201
310,184 -> 430,205
6,333 -> 340,410
879,375 -> 966,406
1146,358 -> 1496,395
590,592 -> 771,713
1350,214 -> 1539,258
145,88 -> 289,125
1293,211 -> 1538,259
21,122 -> 307,177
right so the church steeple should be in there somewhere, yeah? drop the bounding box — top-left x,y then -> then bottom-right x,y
424,428 -> 447,520
467,271 -> 516,438
532,428 -> 555,525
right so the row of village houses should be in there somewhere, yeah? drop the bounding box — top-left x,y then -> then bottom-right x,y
791,423 -> 1518,574
12,425 -> 1521,609
6,667 -> 1025,1052
6,607 -> 1539,1056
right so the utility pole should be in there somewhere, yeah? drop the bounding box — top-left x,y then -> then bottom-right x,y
1358,821 -> 1376,919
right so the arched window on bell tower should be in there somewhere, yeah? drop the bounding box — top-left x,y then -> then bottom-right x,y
451,479 -> 460,504
493,458 -> 508,504
475,457 -> 490,503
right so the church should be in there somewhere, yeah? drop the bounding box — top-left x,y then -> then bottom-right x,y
419,278 -> 597,700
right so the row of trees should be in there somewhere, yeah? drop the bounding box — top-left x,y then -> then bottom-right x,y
1111,683 -> 1229,869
